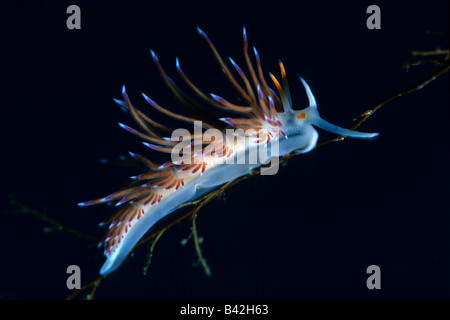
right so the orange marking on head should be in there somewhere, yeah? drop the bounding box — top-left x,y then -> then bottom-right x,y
297,112 -> 306,120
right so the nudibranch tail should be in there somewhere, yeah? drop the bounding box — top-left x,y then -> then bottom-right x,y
79,27 -> 379,275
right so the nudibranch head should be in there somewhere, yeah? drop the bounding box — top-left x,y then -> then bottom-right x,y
292,76 -> 379,139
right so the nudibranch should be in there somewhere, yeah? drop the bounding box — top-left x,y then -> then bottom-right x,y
79,27 -> 378,275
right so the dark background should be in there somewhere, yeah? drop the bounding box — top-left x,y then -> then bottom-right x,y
1,1 -> 448,299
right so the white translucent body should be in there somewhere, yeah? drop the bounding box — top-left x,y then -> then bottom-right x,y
100,77 -> 378,274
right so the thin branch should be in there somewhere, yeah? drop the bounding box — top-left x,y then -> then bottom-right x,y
318,60 -> 449,147
142,229 -> 166,276
411,47 -> 449,57
8,193 -> 99,243
191,212 -> 211,277
65,276 -> 105,300
352,61 -> 449,129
